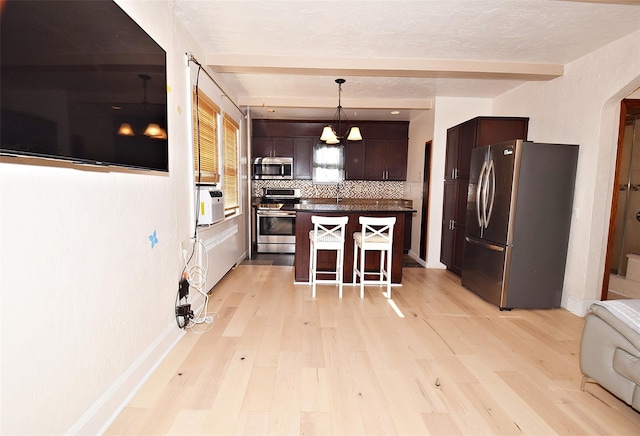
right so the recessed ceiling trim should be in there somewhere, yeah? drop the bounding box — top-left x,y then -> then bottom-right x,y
207,54 -> 564,81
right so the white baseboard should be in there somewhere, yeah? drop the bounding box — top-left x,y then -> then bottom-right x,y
406,250 -> 427,267
425,261 -> 447,269
66,323 -> 186,435
566,296 -> 594,317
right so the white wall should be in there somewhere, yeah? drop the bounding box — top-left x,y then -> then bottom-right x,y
405,110 -> 434,262
493,29 -> 640,315
423,97 -> 493,268
0,1 -> 248,434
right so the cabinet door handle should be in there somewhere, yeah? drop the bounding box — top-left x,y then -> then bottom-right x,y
452,168 -> 459,179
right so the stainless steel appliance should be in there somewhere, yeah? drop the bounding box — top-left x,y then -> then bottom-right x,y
252,157 -> 293,179
256,188 -> 301,253
461,139 -> 578,310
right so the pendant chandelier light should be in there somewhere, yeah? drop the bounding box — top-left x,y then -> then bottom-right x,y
320,78 -> 362,145
118,74 -> 167,139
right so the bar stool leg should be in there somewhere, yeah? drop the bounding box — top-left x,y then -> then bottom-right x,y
337,247 -> 343,298
385,248 -> 392,298
310,242 -> 317,298
360,247 -> 366,299
352,241 -> 358,286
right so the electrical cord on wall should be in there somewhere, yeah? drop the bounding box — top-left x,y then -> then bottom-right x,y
178,237 -> 219,333
193,62 -> 203,236
175,59 -> 210,330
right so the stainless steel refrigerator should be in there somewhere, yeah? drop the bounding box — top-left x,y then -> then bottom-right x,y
461,139 -> 578,310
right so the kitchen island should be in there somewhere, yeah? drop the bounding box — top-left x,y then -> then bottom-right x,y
284,200 -> 416,285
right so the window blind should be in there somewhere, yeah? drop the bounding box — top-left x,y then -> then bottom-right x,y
192,90 -> 220,184
223,113 -> 239,212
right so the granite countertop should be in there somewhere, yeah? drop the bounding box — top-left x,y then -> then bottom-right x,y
254,196 -> 416,213
282,202 -> 416,213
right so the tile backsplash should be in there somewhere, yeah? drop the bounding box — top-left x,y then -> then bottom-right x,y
253,180 -> 405,199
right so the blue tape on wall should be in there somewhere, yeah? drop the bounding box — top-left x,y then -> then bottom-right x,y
149,230 -> 159,249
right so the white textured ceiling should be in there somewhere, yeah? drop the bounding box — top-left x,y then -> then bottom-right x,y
174,0 -> 640,120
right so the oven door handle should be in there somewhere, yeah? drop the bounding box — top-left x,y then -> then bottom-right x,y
256,210 -> 297,217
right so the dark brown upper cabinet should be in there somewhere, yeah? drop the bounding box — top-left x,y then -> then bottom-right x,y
344,139 -> 365,180
293,137 -> 314,179
252,137 -> 294,158
252,119 -> 408,181
364,138 -> 408,181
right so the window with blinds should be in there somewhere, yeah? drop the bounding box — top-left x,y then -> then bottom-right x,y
223,114 -> 240,213
192,90 -> 220,184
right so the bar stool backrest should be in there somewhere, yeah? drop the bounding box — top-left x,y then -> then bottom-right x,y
311,215 -> 349,246
358,216 -> 396,247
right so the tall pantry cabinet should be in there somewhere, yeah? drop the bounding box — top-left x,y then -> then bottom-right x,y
440,116 -> 529,275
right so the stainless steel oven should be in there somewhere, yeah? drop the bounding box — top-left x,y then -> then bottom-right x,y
255,188 -> 300,253
256,208 -> 297,253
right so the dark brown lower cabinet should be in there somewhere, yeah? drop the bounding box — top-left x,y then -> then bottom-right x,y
295,210 -> 410,284
441,179 -> 468,274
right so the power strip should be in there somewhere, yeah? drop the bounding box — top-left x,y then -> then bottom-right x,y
193,315 -> 214,324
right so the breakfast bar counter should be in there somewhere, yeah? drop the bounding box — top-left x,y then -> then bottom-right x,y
284,200 -> 416,285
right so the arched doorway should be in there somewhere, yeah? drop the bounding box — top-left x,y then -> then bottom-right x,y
602,98 -> 640,300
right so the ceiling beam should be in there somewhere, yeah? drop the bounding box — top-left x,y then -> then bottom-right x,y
207,54 -> 564,81
558,1 -> 640,5
238,96 -> 433,110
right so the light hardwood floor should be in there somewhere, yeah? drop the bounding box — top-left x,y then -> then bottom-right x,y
106,265 -> 640,435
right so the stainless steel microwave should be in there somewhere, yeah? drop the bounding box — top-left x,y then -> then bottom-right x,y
252,157 -> 293,179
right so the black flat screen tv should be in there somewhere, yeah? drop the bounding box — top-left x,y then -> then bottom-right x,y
1,0 -> 169,172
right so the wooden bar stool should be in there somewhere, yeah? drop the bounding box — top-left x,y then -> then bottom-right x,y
309,215 -> 349,298
352,216 -> 396,299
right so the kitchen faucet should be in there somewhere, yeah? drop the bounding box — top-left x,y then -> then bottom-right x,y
336,182 -> 341,203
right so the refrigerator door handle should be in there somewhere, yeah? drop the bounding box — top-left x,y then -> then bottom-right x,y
476,160 -> 488,229
465,236 -> 505,252
485,159 -> 496,227
480,159 -> 491,228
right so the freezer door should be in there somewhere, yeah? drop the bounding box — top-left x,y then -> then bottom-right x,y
461,236 -> 507,307
465,146 -> 489,240
481,141 -> 517,245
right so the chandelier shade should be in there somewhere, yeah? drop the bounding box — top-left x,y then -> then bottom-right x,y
320,125 -> 337,142
347,126 -> 362,141
144,123 -> 164,137
117,74 -> 166,140
117,123 -> 134,136
320,78 -> 362,145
